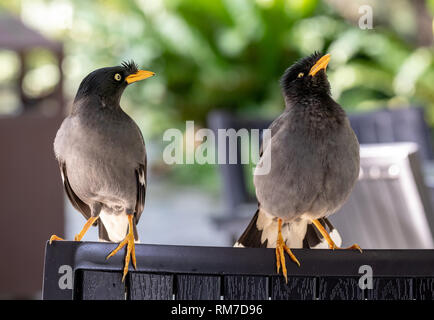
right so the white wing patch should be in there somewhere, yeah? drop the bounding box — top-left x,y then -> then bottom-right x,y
329,228 -> 342,247
138,167 -> 146,187
309,222 -> 342,249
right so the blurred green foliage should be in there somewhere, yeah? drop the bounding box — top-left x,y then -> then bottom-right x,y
3,0 -> 434,130
1,0 -> 434,189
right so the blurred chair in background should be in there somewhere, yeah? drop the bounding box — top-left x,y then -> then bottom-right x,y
333,143 -> 434,249
0,13 -> 64,298
349,107 -> 433,160
208,106 -> 434,248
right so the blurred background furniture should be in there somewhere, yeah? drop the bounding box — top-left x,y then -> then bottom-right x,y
43,241 -> 434,300
333,143 -> 434,249
0,13 -> 64,298
208,107 -> 434,247
349,107 -> 434,160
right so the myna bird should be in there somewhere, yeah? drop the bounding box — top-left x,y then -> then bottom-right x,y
50,61 -> 154,281
235,53 -> 361,282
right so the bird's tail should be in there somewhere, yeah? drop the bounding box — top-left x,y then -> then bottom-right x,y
234,207 -> 341,249
234,208 -> 267,248
97,209 -> 139,242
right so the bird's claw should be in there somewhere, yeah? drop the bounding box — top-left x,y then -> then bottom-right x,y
276,239 -> 287,283
311,219 -> 362,253
106,215 -> 136,282
275,219 -> 300,283
333,243 -> 363,253
49,235 -> 64,244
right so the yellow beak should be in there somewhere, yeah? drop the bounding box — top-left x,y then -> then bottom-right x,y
308,54 -> 331,77
126,70 -> 155,84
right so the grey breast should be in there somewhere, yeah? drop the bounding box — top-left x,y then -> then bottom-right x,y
54,110 -> 146,211
254,112 -> 359,221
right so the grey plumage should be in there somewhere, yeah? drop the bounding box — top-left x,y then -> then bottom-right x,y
255,98 -> 359,222
236,53 -> 360,252
53,63 -> 153,243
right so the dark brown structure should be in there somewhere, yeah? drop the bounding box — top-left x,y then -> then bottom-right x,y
0,13 -> 64,298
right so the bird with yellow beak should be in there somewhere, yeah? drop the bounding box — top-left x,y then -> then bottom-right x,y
50,60 -> 154,281
236,53 -> 362,282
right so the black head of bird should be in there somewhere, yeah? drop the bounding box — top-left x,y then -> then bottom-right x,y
280,52 -> 331,106
74,60 -> 155,107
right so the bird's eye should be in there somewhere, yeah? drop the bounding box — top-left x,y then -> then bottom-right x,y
297,72 -> 304,78
114,73 -> 122,81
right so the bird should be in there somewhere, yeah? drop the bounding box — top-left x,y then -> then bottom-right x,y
235,52 -> 361,282
49,60 -> 154,281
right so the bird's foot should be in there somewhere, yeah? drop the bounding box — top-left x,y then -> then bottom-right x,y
311,219 -> 362,252
74,216 -> 99,241
333,243 -> 363,252
106,215 -> 136,282
276,218 -> 300,283
49,235 -> 64,244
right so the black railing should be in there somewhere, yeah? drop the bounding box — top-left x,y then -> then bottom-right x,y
43,241 -> 434,300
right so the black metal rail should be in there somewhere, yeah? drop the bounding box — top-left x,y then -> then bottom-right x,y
43,241 -> 434,300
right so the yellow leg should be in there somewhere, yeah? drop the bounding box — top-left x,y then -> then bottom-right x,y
311,219 -> 362,252
74,216 -> 99,241
276,218 -> 300,283
49,216 -> 99,244
106,215 -> 137,282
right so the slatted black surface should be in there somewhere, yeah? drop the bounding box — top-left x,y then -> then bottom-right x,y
224,276 -> 268,300
77,270 -> 125,300
318,277 -> 363,300
366,278 -> 413,300
129,273 -> 173,300
271,277 -> 315,300
176,275 -> 221,300
43,241 -> 434,300
415,278 -> 434,300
